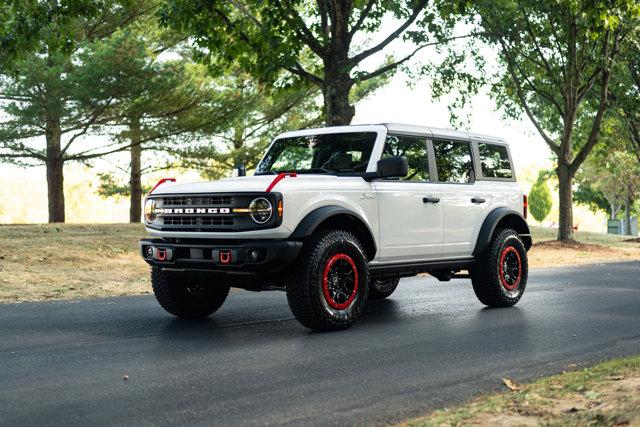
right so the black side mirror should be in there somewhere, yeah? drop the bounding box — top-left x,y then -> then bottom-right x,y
233,164 -> 246,177
376,156 -> 408,179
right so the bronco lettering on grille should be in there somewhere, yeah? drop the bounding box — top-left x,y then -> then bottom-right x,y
162,208 -> 231,214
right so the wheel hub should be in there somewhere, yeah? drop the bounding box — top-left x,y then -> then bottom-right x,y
499,246 -> 522,291
322,253 -> 358,310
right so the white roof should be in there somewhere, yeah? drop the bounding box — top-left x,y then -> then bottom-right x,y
382,123 -> 505,143
276,123 -> 505,143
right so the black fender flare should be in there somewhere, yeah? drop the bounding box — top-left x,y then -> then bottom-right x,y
289,205 -> 377,258
473,207 -> 532,255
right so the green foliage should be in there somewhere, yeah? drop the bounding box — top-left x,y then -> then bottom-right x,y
0,1 -> 151,165
575,129 -> 640,219
528,176 -> 552,223
425,0 -> 640,240
175,73 -> 324,180
97,173 -> 151,198
0,0 -> 112,67
159,0 -> 450,124
573,184 -> 610,216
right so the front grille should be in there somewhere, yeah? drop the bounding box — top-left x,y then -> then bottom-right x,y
163,217 -> 235,226
148,192 -> 281,232
163,196 -> 234,206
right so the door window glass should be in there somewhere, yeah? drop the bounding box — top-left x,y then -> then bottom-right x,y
433,140 -> 474,183
382,135 -> 429,181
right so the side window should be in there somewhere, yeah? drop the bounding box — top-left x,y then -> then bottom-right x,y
478,143 -> 513,179
433,140 -> 474,183
382,135 -> 430,181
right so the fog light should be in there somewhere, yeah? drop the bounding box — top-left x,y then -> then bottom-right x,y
146,246 -> 154,258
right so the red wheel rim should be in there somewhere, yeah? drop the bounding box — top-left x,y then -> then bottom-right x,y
499,246 -> 522,291
322,253 -> 359,310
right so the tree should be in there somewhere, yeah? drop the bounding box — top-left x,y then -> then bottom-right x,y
0,1 -> 151,222
0,1 -> 106,69
160,0 -> 458,125
528,174 -> 551,225
93,24 -> 248,222
575,141 -> 640,226
175,74 -> 323,180
426,0 -> 640,241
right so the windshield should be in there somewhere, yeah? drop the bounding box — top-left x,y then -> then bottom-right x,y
255,132 -> 377,175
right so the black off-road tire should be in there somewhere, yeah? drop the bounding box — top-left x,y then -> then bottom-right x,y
286,229 -> 369,331
151,267 -> 230,318
470,228 -> 528,307
368,278 -> 399,299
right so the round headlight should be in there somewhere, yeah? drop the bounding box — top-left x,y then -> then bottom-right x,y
249,197 -> 272,224
144,199 -> 157,223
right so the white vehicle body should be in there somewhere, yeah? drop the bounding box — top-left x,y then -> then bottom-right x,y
144,123 -> 526,266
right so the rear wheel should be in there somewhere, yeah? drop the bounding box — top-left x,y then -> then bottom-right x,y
470,228 -> 528,307
151,267 -> 229,318
286,229 -> 369,331
368,278 -> 399,299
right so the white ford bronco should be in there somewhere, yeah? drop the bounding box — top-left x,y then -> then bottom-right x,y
141,124 -> 531,331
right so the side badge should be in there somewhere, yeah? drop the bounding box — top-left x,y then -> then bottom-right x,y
361,193 -> 376,200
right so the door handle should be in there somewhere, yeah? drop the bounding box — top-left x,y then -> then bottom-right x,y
471,197 -> 486,204
423,196 -> 440,204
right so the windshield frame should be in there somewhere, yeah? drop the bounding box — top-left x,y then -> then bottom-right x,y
255,125 -> 387,176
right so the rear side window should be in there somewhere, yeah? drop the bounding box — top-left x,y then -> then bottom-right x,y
478,143 -> 513,179
433,140 -> 474,183
382,135 -> 430,181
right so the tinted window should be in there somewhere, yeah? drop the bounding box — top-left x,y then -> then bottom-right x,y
382,135 -> 429,181
433,140 -> 474,183
478,143 -> 513,179
256,132 -> 376,175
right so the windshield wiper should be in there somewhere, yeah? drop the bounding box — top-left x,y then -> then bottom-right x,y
302,167 -> 335,175
255,170 -> 277,175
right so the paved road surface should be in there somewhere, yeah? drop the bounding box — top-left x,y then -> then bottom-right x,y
1,262 -> 639,426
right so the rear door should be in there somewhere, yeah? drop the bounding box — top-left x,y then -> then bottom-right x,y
432,138 -> 485,258
374,134 -> 443,263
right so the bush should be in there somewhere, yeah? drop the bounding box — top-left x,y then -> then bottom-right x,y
529,178 -> 552,224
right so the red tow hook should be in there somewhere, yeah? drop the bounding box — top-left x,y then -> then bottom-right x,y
156,248 -> 167,262
219,250 -> 232,264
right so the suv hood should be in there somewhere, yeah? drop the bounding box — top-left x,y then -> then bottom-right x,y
150,174 -> 349,195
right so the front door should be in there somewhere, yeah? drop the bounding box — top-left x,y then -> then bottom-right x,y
374,134 -> 443,263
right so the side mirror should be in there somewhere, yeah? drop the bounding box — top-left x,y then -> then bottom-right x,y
232,164 -> 246,177
376,156 -> 408,179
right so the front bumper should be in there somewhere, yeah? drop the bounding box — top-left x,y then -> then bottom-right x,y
139,238 -> 302,275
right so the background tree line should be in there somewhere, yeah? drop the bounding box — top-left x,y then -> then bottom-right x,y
1,0 -> 640,241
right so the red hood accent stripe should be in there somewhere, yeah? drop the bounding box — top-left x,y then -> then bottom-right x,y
266,172 -> 297,192
149,178 -> 176,194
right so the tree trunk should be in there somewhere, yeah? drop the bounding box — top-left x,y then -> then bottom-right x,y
625,189 -> 632,236
556,163 -> 574,241
129,116 -> 142,223
45,116 -> 65,223
322,69 -> 354,126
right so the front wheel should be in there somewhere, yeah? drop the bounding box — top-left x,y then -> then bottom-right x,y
470,228 -> 528,307
151,268 -> 230,318
286,229 -> 369,331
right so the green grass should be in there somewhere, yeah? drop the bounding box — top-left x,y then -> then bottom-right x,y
529,225 -> 637,248
402,356 -> 640,426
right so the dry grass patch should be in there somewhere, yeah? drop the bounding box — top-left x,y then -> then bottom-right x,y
401,356 -> 640,427
527,226 -> 640,268
0,223 -> 150,302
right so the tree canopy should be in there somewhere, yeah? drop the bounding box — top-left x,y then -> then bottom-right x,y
424,0 -> 640,241
160,0 -> 455,125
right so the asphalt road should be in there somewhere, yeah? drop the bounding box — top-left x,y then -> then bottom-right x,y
1,261 -> 640,426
